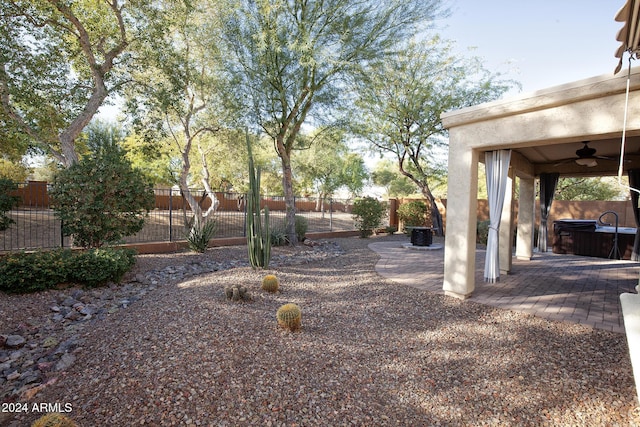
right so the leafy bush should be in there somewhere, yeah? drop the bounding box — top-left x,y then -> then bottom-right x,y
0,249 -> 71,293
477,220 -> 490,245
270,227 -> 289,246
295,215 -> 308,242
0,178 -> 19,231
385,225 -> 398,235
50,131 -> 155,248
352,197 -> 387,238
397,200 -> 428,232
0,247 -> 136,293
68,248 -> 136,287
186,219 -> 218,253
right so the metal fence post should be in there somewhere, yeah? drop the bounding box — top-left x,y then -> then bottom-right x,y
329,198 -> 333,231
242,193 -> 247,237
169,189 -> 173,242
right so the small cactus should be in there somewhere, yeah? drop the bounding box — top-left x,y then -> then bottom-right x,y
31,413 -> 77,427
261,274 -> 279,293
224,284 -> 250,301
276,303 -> 301,331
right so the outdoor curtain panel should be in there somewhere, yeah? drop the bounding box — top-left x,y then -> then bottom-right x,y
484,149 -> 511,283
537,173 -> 559,252
628,168 -> 640,261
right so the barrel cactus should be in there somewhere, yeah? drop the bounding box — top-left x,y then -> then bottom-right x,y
261,274 -> 279,293
276,303 -> 301,331
224,284 -> 250,301
31,413 -> 77,427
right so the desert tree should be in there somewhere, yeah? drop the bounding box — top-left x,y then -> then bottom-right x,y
223,0 -> 445,244
352,37 -> 515,233
0,0 -> 150,166
294,128 -> 368,212
125,0 -> 235,233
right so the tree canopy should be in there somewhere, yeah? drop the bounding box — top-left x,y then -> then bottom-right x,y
352,37 -> 516,233
223,0 -> 445,243
0,0 -> 150,166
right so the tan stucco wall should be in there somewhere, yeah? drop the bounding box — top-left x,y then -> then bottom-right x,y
440,69 -> 640,299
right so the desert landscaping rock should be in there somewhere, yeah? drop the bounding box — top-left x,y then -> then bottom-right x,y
1,236 -> 639,426
4,335 -> 25,349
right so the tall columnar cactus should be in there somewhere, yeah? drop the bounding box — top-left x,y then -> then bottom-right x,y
246,133 -> 271,269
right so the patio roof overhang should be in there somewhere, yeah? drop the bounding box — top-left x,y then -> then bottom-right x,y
441,67 -> 640,179
440,67 -> 640,299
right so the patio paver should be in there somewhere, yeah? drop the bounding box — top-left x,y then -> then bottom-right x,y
369,240 -> 640,334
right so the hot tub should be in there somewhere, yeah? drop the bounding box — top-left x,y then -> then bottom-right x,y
552,219 -> 637,259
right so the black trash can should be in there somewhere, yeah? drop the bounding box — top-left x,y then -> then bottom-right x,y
410,227 -> 433,247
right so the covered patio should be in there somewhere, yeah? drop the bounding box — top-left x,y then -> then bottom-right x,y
370,238 -> 638,333
440,67 -> 640,300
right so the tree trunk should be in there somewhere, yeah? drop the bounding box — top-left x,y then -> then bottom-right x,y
420,186 -> 444,237
280,153 -> 298,245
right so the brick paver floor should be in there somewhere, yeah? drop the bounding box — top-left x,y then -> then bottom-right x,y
369,240 -> 640,334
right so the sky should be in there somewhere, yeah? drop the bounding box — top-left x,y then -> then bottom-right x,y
436,0 -> 626,98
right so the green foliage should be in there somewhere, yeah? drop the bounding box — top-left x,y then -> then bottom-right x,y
246,134 -> 272,268
0,178 -> 19,231
397,200 -> 429,232
186,218 -> 218,253
0,0 -> 142,166
294,215 -> 308,242
0,248 -> 136,294
50,126 -> 156,248
352,196 -> 387,238
270,227 -> 289,246
276,303 -> 301,331
554,177 -> 624,201
371,159 -> 419,198
352,38 -> 515,232
224,0 -> 436,243
68,248 -> 137,288
385,226 -> 398,235
0,159 -> 30,182
293,129 -> 369,199
477,220 -> 490,246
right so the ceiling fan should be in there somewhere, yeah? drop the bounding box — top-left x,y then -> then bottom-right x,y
555,142 -> 614,167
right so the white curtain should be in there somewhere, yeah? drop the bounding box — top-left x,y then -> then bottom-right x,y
484,150 -> 511,283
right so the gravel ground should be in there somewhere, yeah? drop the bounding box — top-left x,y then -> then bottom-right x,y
2,235 -> 640,426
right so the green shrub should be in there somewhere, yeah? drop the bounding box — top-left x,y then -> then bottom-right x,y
0,178 -> 19,231
397,200 -> 428,232
0,247 -> 136,293
0,249 -> 72,293
295,215 -> 308,242
49,128 -> 155,248
270,227 -> 289,246
186,219 -> 218,253
477,220 -> 490,245
68,248 -> 136,287
352,197 -> 387,238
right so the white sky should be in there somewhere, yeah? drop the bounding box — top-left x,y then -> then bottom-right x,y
437,0 -> 626,98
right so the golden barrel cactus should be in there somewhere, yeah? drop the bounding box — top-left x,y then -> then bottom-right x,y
31,413 -> 77,427
276,303 -> 301,331
261,274 -> 279,293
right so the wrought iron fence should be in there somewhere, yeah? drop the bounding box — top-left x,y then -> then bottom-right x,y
1,182 -> 356,252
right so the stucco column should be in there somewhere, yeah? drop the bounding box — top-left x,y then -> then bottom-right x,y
443,140 -> 478,299
499,171 -> 514,275
515,176 -> 535,260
